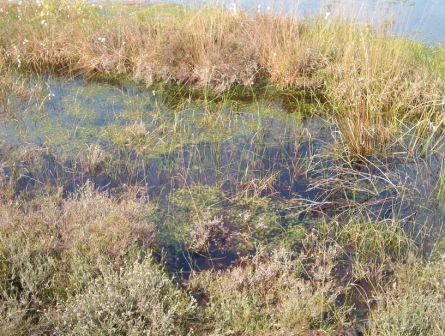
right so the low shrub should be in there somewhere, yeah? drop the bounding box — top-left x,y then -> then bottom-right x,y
367,260 -> 445,336
51,255 -> 196,336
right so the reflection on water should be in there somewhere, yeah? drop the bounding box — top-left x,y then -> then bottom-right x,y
1,76 -> 444,217
1,76 -> 445,270
0,76 -> 320,199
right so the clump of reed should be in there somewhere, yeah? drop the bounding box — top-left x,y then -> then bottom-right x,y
324,34 -> 444,157
141,7 -> 258,92
0,55 -> 9,110
0,52 -> 36,114
250,13 -> 326,89
436,44 -> 445,75
308,218 -> 415,294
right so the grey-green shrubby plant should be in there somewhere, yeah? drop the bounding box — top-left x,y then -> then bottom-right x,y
0,185 -> 157,333
0,227 -> 59,334
366,260 -> 445,336
187,248 -> 351,335
51,255 -> 196,336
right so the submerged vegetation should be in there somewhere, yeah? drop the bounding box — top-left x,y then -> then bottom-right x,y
1,0 -> 445,335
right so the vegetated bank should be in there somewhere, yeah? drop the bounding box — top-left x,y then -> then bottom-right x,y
1,1 -> 445,335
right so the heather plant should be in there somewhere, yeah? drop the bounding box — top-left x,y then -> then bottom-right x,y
366,260 -> 445,336
51,254 -> 196,336
0,185 -> 156,333
0,212 -> 60,334
187,248 -> 351,335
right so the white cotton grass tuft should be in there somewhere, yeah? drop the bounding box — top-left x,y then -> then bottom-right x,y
229,3 -> 237,15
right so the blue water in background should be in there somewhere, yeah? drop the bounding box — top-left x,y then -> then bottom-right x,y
150,0 -> 445,44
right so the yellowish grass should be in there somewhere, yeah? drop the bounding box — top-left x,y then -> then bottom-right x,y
250,14 -> 322,88
0,52 -> 30,111
323,30 -> 444,156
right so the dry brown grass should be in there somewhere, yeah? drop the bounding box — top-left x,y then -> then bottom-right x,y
156,8 -> 257,91
251,14 -> 326,88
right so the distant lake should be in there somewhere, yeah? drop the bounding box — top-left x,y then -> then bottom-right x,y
151,0 -> 445,44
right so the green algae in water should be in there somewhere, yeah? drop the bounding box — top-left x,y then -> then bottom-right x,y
1,76 -> 311,161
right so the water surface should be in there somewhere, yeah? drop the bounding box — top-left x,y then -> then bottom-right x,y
1,75 -> 445,270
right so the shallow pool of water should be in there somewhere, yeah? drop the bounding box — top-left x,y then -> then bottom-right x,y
1,75 -> 445,271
